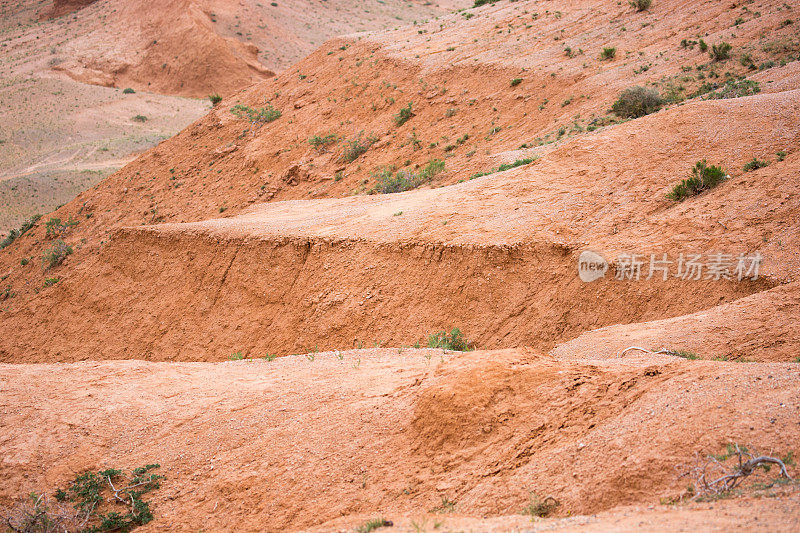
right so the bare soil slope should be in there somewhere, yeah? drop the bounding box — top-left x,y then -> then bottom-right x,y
1,349 -> 798,531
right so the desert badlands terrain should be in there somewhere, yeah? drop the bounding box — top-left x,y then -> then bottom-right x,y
1,0 -> 800,530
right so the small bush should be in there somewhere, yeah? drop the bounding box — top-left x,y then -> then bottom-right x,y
510,78 -> 522,86
209,93 -> 222,106
357,518 -> 393,533
341,132 -> 379,162
698,39 -> 708,52
497,157 -> 535,171
308,133 -> 338,152
743,157 -> 769,172
229,351 -> 244,360
42,239 -> 73,270
523,494 -> 559,518
230,104 -> 281,123
45,216 -> 78,238
630,0 -> 652,11
371,159 -> 444,194
394,102 -> 414,126
777,150 -> 786,162
0,214 -> 40,250
600,46 -> 617,60
132,115 -> 148,122
122,87 -> 135,94
611,86 -> 664,118
710,42 -> 732,61
667,160 -> 727,201
473,0 -> 498,5
704,79 -> 760,99
426,328 -> 472,351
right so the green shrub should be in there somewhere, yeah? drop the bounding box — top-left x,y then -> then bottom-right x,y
132,115 -> 148,122
341,132 -> 379,162
630,0 -> 651,11
229,351 -> 244,360
45,216 -> 78,238
600,46 -> 617,60
357,518 -> 392,533
371,159 -> 444,194
510,78 -> 522,86
308,133 -> 338,152
209,94 -> 222,106
497,157 -> 534,171
426,328 -> 472,351
42,239 -> 73,269
394,102 -> 414,126
0,214 -> 40,250
667,160 -> 727,201
671,350 -> 699,360
122,87 -> 135,94
698,39 -> 708,52
710,42 -> 732,61
704,79 -> 760,99
611,86 -> 664,118
473,0 -> 498,6
230,104 -> 281,123
743,157 -> 769,172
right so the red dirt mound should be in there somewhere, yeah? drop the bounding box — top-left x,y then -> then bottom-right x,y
52,0 -> 274,97
39,0 -> 97,19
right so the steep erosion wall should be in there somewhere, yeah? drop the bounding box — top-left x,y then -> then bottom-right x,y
0,228 -> 770,363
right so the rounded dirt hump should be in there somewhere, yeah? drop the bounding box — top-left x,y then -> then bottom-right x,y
39,0 -> 97,19
50,0 -> 274,98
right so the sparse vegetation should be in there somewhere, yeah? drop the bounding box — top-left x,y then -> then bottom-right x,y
743,157 -> 769,172
42,239 -> 73,270
685,444 -> 793,501
629,0 -> 652,11
510,78 -> 522,86
356,518 -> 393,532
132,115 -> 148,122
308,133 -> 338,152
703,79 -> 760,99
3,465 -> 162,532
231,104 -> 281,123
122,87 -> 135,94
371,159 -> 445,194
667,160 -> 727,201
710,42 -> 732,61
45,216 -> 78,238
600,46 -> 617,60
209,94 -> 222,106
394,102 -> 415,126
497,157 -> 535,171
0,214 -> 40,250
611,86 -> 664,118
523,493 -> 560,518
426,328 -> 472,351
341,132 -> 379,162
229,351 -> 244,360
